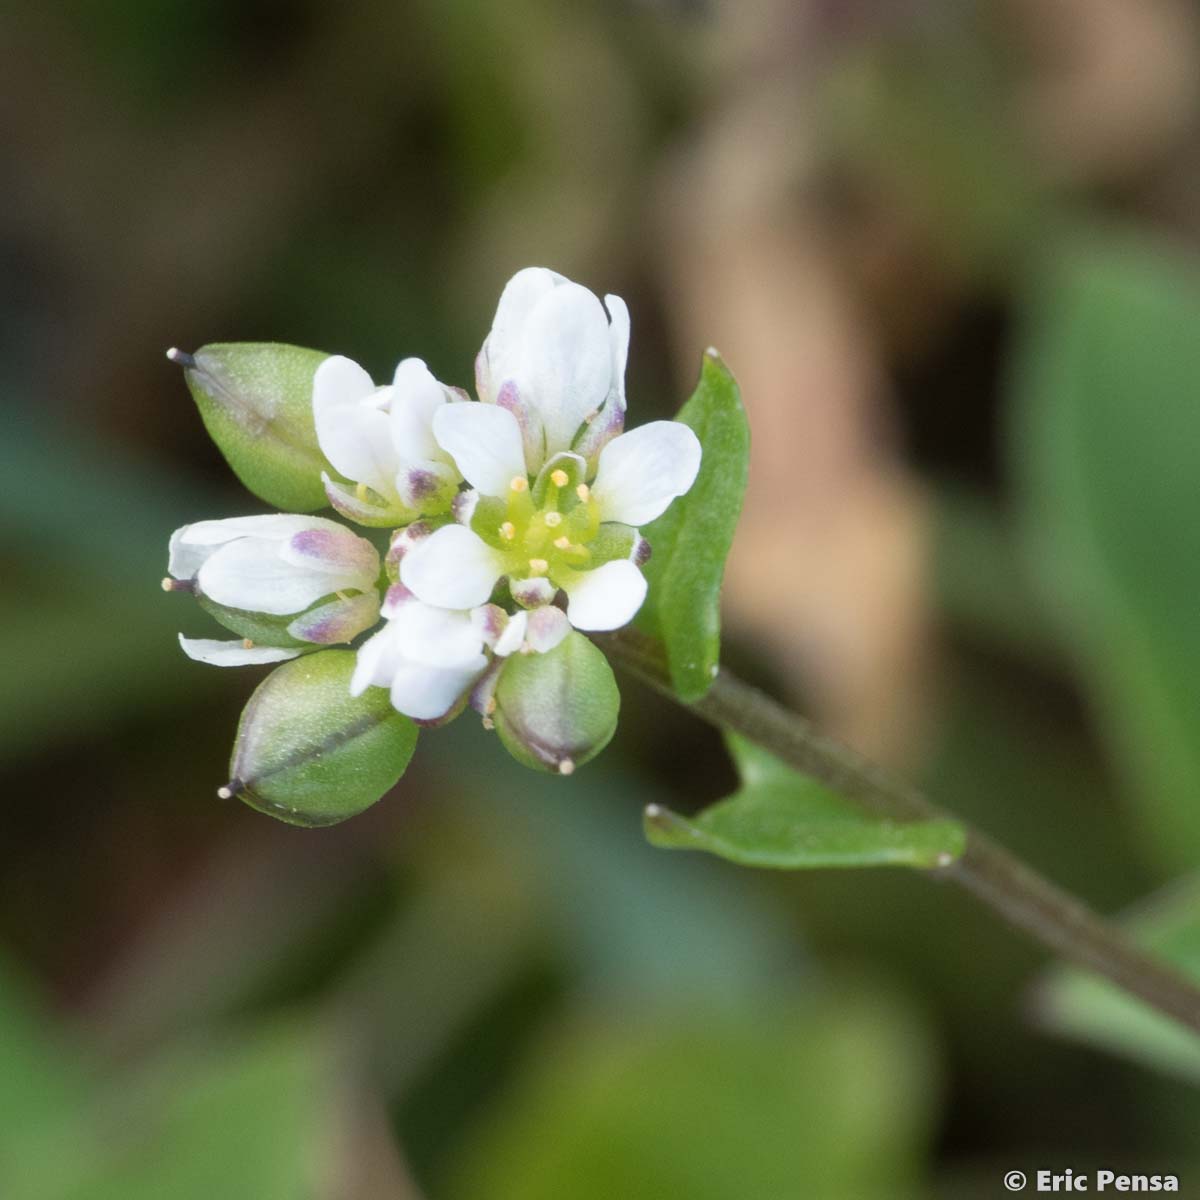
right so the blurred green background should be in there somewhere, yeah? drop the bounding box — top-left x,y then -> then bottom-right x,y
4,1 -> 1200,1195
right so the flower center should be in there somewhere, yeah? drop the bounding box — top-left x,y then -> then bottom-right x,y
497,470 -> 599,582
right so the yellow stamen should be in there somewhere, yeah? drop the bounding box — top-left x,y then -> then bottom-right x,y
510,475 -> 529,493
576,483 -> 590,501
355,481 -> 370,501
528,557 -> 549,576
558,758 -> 576,776
544,511 -> 563,528
485,696 -> 497,715
553,535 -> 571,550
242,638 -> 255,649
499,521 -> 516,541
160,577 -> 174,592
550,468 -> 569,487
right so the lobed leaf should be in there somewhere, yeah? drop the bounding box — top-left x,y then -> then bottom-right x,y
645,734 -> 965,871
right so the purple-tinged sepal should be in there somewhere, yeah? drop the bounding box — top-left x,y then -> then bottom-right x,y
323,473 -> 416,529
286,592 -> 381,645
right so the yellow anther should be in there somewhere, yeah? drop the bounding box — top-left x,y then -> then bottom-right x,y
510,475 -> 529,493
355,481 -> 370,501
544,511 -> 563,528
558,758 -> 576,776
499,521 -> 516,541
528,558 -> 549,576
553,536 -> 572,550
242,638 -> 255,649
576,483 -> 590,501
160,577 -> 174,592
485,696 -> 498,715
550,469 -> 569,487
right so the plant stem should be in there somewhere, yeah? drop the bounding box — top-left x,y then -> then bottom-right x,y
597,628 -> 1200,1036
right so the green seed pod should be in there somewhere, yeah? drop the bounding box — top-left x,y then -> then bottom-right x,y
169,342 -> 331,511
225,650 -> 417,826
492,632 -> 619,775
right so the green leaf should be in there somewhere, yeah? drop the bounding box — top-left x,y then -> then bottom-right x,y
644,734 -> 965,870
229,650 -> 417,827
175,342 -> 331,511
636,350 -> 749,702
1010,233 -> 1200,869
1036,877 -> 1200,1083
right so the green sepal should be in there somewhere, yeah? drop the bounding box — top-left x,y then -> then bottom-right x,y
636,350 -> 749,701
645,733 -> 966,870
227,650 -> 417,827
324,477 -> 416,529
196,594 -> 315,650
176,342 -> 332,511
493,632 -> 619,774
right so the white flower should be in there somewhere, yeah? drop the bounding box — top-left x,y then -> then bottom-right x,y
313,355 -> 463,526
167,514 -> 381,665
398,269 -> 701,633
349,584 -> 569,721
474,266 -> 629,470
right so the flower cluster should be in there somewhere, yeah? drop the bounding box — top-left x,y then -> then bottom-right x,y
166,268 -> 701,774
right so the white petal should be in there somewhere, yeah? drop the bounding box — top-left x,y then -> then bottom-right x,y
563,560 -> 648,631
590,421 -> 702,526
168,515 -> 330,579
312,355 -> 398,495
604,293 -> 630,411
198,539 -> 351,615
520,283 -> 614,456
178,634 -> 300,667
390,600 -> 490,670
432,402 -> 527,496
399,524 -> 505,609
493,610 -> 528,657
350,624 -> 404,696
390,357 -> 450,464
388,661 -> 481,721
485,267 -> 567,389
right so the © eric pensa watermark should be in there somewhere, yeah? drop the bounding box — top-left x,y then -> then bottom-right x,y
1004,1169 -> 1180,1192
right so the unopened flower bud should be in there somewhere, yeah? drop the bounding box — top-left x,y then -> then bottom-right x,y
169,342 -> 331,511
491,631 -> 619,774
226,650 -> 417,826
166,515 -> 381,665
